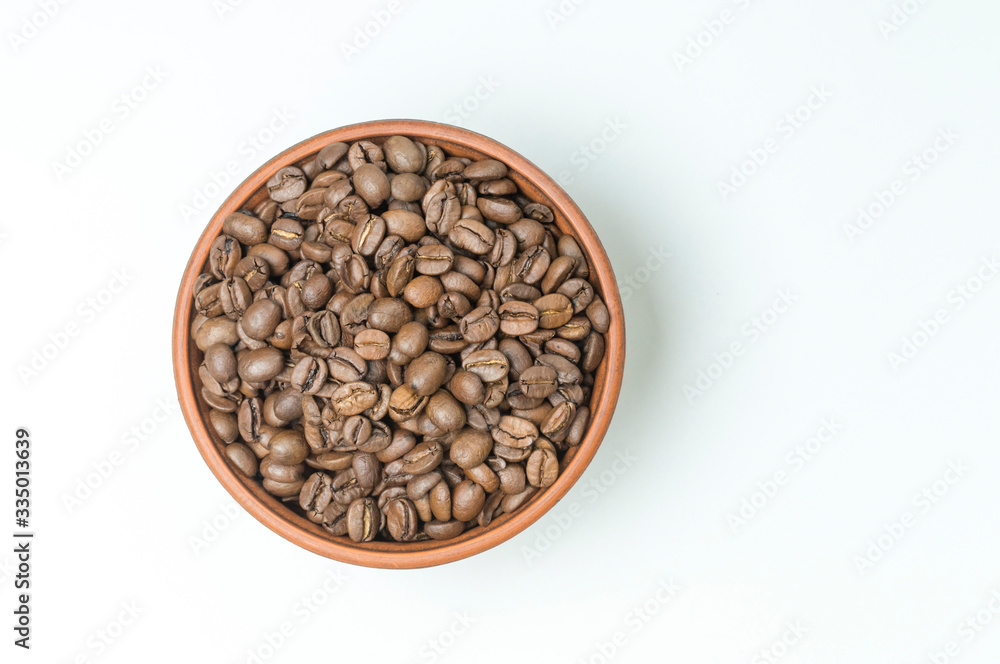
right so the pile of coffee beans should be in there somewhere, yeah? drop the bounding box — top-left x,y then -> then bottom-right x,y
190,136 -> 609,543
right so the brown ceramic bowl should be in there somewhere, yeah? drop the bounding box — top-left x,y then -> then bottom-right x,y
172,120 -> 625,569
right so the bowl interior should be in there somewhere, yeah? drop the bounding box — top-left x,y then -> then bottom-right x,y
174,120 -> 625,568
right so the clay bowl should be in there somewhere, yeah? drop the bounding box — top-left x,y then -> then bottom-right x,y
172,120 -> 625,569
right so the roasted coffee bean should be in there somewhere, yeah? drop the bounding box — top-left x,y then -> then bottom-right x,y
428,480 -> 452,521
463,159 -> 507,181
407,471 -> 443,501
268,166 -> 307,202
385,497 -> 418,541
248,244 -> 290,280
405,351 -> 448,396
204,343 -> 237,383
379,210 -> 423,244
582,332 -> 606,372
211,410 -> 240,444
299,472 -> 334,512
519,365 -> 559,399
403,275 -> 444,309
388,384 -> 429,421
449,370 -> 485,405
541,401 -> 576,440
238,347 -> 285,382
192,136 -> 608,543
462,349 -> 509,383
393,321 -> 429,358
424,519 -> 464,540
233,258 -> 269,294
223,212 -> 268,245
533,293 -> 573,329
347,497 -> 381,542
498,463 -> 526,494
327,347 -> 367,382
558,315 -> 591,341
352,163 -> 390,208
459,306 -> 499,343
195,282 -> 224,318
260,456 -> 305,484
219,277 -> 252,319
352,452 -> 382,488
209,235 -> 241,279
263,478 -> 305,498
291,356 -> 328,395
414,244 -> 454,275
332,468 -> 368,505
449,428 -> 493,469
268,430 -> 309,465
466,464 -> 500,493
492,415 -> 539,449
526,447 -> 559,488
449,219 -> 495,255
477,196 -> 521,224
225,442 -> 258,477
437,292 -> 472,319
422,180 -> 460,234
367,297 -> 412,333
389,173 -> 428,203
513,245 -> 551,285
382,136 -> 424,173
586,296 -> 611,334
425,390 -> 466,432
269,216 -> 304,251
540,255 -> 578,294
439,270 -> 481,302
354,328 -> 391,360
498,300 -> 539,336
452,480 -> 486,521
535,353 -> 583,385
401,440 -> 444,475
331,382 -> 379,416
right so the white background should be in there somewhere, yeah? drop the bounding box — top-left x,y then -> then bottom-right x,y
2,0 -> 999,662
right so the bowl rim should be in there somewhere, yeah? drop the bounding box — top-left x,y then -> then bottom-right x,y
172,119 -> 625,569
